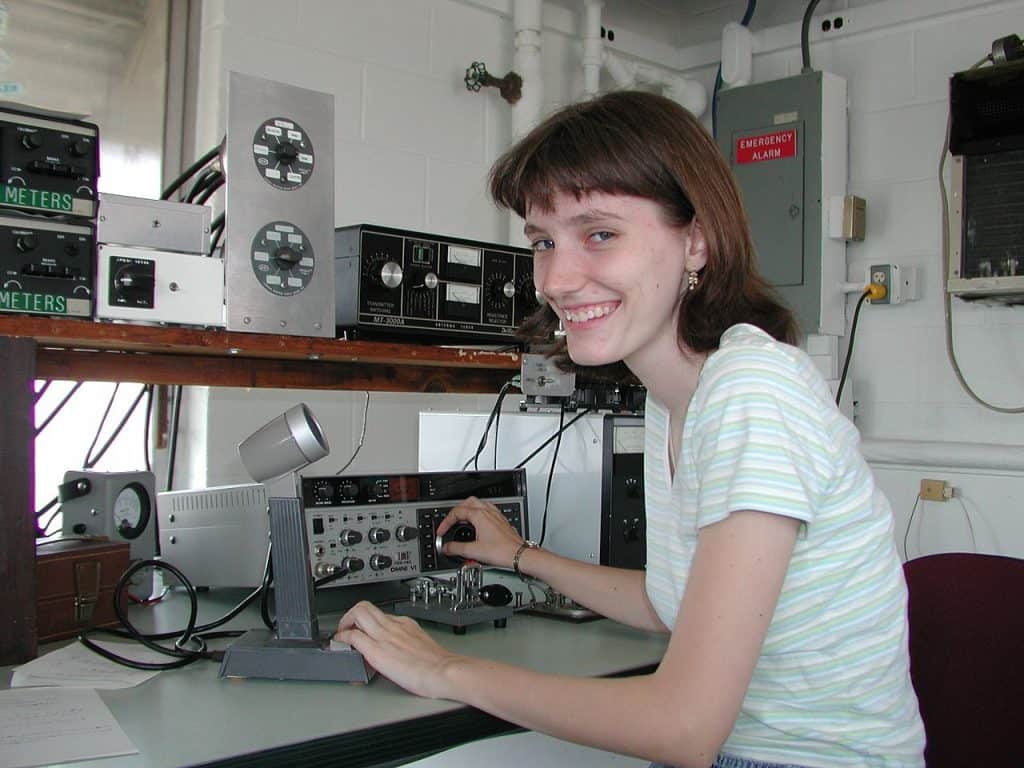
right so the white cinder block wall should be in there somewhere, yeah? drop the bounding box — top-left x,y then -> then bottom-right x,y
180,0 -> 1024,559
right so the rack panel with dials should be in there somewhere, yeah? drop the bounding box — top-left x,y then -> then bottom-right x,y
334,224 -> 539,343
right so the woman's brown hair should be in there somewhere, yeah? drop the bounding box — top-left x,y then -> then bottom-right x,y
489,90 -> 798,377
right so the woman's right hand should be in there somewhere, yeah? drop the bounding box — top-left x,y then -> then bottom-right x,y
436,496 -> 526,568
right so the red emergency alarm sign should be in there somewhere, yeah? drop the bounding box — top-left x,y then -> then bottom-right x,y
736,128 -> 798,164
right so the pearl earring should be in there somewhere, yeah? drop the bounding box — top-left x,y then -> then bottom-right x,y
687,270 -> 699,291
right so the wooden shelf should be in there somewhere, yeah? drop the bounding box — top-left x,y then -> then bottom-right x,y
0,315 -> 521,392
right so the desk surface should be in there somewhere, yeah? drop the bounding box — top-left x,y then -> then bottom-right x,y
2,588 -> 668,768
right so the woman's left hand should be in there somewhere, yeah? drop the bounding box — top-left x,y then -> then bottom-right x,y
334,601 -> 462,699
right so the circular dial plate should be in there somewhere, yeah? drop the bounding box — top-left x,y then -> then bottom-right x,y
113,482 -> 151,540
252,117 -> 314,190
251,221 -> 314,296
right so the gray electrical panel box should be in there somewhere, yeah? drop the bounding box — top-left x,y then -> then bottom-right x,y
716,71 -> 847,336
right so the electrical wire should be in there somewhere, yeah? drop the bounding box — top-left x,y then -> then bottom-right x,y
34,381 -> 84,436
160,142 -> 223,201
193,174 -> 224,206
84,384 -> 149,470
34,380 -> 51,403
712,0 -> 757,139
537,401 -> 566,548
800,0 -> 823,73
462,379 -> 518,471
956,495 -> 979,553
209,213 -> 225,256
83,383 -> 120,467
165,385 -> 183,491
335,392 -> 371,475
142,385 -> 154,473
938,88 -> 1024,413
513,408 -> 594,469
184,167 -> 221,203
835,289 -> 870,406
902,493 -> 922,561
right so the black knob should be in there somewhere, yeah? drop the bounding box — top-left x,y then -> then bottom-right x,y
479,584 -> 513,607
274,141 -> 299,163
339,481 -> 359,498
395,525 -> 418,542
68,138 -> 91,158
64,243 -> 80,257
450,522 -> 475,543
342,556 -> 364,573
339,529 -> 362,546
274,246 -> 301,270
15,235 -> 38,253
625,477 -> 642,499
368,527 -> 390,544
21,132 -> 44,150
622,517 -> 643,543
369,554 -> 392,570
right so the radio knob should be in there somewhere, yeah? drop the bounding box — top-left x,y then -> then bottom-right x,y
341,556 -> 365,573
339,481 -> 359,498
314,482 -> 334,502
68,138 -> 91,158
368,527 -> 390,544
395,525 -> 418,542
369,554 -> 392,570
274,245 -> 301,270
379,260 -> 403,289
274,141 -> 299,163
21,132 -> 44,150
339,529 -> 363,546
15,235 -> 38,253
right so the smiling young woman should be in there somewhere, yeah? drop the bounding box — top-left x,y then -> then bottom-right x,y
335,91 -> 926,768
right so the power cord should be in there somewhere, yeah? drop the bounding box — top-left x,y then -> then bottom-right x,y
462,378 -> 520,471
335,392 -> 370,475
835,285 -> 883,406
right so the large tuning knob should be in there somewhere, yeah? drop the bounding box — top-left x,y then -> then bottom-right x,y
378,260 -> 403,289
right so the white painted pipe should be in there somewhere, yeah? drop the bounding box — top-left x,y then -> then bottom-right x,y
602,51 -> 707,117
863,438 -> 1024,473
509,0 -> 544,246
582,0 -> 604,98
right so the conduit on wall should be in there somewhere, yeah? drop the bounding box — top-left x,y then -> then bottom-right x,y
582,0 -> 707,117
862,439 -> 1024,473
508,0 -> 544,246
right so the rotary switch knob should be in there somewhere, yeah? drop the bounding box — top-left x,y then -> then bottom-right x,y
339,529 -> 363,546
410,270 -> 438,290
369,554 -> 393,570
368,527 -> 390,544
274,141 -> 299,164
15,234 -> 38,253
342,556 -> 365,573
378,260 -> 403,289
21,132 -> 44,151
395,525 -> 418,542
274,246 -> 302,271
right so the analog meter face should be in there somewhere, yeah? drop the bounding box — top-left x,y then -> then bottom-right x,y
113,482 -> 152,540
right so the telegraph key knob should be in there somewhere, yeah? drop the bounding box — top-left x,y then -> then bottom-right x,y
479,584 -> 513,607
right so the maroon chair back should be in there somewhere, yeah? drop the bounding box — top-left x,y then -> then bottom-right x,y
903,552 -> 1024,767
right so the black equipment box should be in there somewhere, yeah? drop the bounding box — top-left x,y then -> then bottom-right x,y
0,214 -> 94,317
334,223 -> 538,343
0,105 -> 100,220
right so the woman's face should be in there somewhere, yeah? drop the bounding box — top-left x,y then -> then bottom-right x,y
526,190 -> 706,371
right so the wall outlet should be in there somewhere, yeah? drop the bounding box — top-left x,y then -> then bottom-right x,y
920,478 -> 952,502
867,263 -> 919,305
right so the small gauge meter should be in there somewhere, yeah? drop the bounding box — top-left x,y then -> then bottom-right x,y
112,482 -> 152,540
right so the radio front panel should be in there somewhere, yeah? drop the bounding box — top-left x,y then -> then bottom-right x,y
0,214 -> 93,317
335,224 -> 539,343
301,469 -> 528,587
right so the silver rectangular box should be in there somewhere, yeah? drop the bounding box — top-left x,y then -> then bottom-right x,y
98,193 -> 211,254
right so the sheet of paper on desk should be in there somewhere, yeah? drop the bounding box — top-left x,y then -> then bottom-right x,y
0,687 -> 139,768
11,640 -> 163,689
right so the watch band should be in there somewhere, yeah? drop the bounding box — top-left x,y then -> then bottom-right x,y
512,540 -> 538,576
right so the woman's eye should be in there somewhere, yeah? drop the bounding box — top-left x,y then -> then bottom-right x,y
531,238 -> 554,252
590,230 -> 615,243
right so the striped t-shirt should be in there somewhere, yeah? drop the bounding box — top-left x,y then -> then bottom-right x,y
644,324 -> 925,767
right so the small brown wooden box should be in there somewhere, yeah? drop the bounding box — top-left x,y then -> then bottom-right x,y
36,539 -> 130,644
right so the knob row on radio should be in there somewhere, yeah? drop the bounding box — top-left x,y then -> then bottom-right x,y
314,553 -> 395,578
337,525 -> 418,546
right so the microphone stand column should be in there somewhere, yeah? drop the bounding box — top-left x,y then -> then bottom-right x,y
218,492 -> 374,683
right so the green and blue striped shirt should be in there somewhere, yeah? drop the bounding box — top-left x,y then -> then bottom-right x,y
644,324 -> 925,767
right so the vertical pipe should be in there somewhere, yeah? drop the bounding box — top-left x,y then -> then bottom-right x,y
582,0 -> 604,99
508,0 -> 544,245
